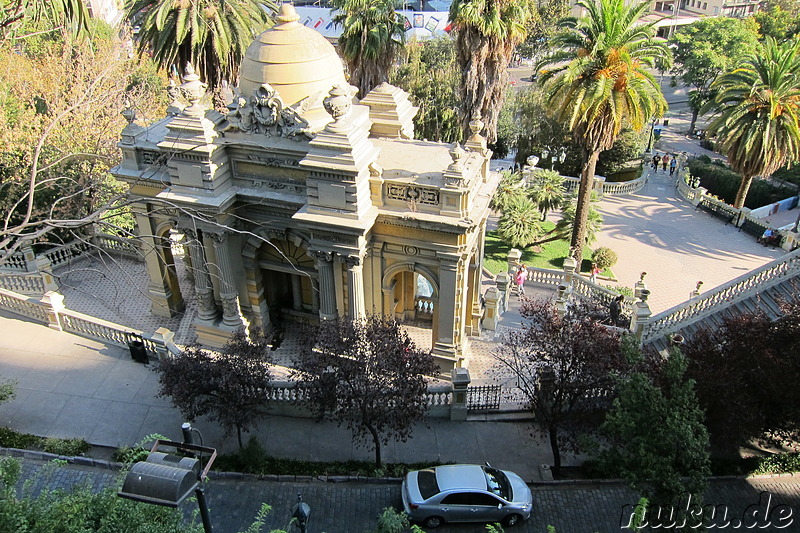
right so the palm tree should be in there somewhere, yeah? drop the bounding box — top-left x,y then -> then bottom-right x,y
332,0 -> 405,98
702,38 -> 800,209
528,169 -> 565,220
0,0 -> 88,41
497,196 -> 543,249
537,0 -> 669,262
448,0 -> 532,143
490,170 -> 526,212
554,196 -> 603,247
126,0 -> 275,109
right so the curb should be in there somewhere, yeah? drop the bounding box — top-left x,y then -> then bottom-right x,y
5,447 -> 798,486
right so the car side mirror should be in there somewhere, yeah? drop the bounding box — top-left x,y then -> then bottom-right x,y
498,504 -> 503,510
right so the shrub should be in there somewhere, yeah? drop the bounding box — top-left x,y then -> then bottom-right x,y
687,158 -> 795,208
0,427 -> 40,449
591,247 -> 618,270
753,452 -> 800,475
41,437 -> 90,457
113,433 -> 167,464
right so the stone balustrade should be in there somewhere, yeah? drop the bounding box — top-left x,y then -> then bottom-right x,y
0,287 -> 179,362
0,252 -> 29,272
641,248 -> 800,342
0,273 -> 48,295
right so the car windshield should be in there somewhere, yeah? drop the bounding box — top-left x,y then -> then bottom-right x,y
417,469 -> 440,500
483,467 -> 511,500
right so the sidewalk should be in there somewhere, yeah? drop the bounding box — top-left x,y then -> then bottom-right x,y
0,308 -> 559,483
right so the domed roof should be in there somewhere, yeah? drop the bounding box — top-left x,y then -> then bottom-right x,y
238,4 -> 347,107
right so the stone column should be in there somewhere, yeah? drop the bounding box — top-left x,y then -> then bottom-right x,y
209,232 -> 246,328
507,248 -> 522,274
184,229 -> 218,322
433,259 -> 459,358
342,254 -> 366,319
291,274 -> 303,311
481,287 -> 499,331
310,250 -> 336,320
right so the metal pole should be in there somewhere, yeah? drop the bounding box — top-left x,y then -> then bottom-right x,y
196,487 -> 213,533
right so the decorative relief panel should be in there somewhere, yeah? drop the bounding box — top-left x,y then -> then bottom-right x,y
385,184 -> 440,206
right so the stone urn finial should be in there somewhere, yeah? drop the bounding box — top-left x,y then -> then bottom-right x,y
450,142 -> 467,166
180,63 -> 207,115
639,289 -> 650,302
323,85 -> 353,128
640,271 -> 647,282
468,114 -> 485,138
121,103 -> 136,125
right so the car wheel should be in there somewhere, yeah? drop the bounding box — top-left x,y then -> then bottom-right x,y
423,516 -> 444,529
503,513 -> 522,527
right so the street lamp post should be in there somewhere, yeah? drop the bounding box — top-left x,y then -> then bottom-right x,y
118,424 -> 217,533
292,493 -> 311,533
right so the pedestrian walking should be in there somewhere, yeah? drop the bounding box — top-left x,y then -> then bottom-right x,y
609,294 -> 624,326
661,153 -> 670,172
652,153 -> 661,171
669,157 -> 677,175
515,266 -> 527,298
589,262 -> 600,283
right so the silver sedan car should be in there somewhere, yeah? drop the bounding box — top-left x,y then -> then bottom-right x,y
401,464 -> 533,528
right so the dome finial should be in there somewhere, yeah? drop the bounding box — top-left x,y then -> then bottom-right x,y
276,3 -> 300,25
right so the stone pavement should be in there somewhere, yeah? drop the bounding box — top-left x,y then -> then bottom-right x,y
590,108 -> 788,313
13,455 -> 800,532
0,307 -> 559,484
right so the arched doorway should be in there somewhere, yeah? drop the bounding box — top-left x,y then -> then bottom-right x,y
257,237 -> 318,321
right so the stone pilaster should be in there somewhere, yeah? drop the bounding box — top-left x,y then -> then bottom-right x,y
342,254 -> 365,319
310,250 -> 336,319
433,259 -> 459,362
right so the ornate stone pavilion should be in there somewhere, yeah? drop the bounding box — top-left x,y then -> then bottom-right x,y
112,4 -> 499,369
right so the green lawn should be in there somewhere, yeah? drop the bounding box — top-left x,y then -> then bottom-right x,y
484,226 -> 595,275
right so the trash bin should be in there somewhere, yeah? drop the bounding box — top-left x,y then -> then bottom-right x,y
663,119 -> 670,127
128,339 -> 148,363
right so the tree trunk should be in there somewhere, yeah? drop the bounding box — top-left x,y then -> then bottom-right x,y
689,107 -> 699,136
733,175 -> 753,209
548,423 -> 561,474
570,149 -> 601,265
237,424 -> 243,450
368,425 -> 382,468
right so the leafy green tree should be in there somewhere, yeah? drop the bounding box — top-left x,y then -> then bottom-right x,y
518,0 -> 570,60
703,37 -> 800,208
448,0 -> 532,143
0,19 -> 163,261
157,328 -> 274,450
596,346 -> 710,508
595,129 -> 647,177
126,0 -> 275,108
538,0 -> 668,263
294,315 -> 438,468
527,169 -> 564,220
497,195 -> 543,248
390,37 -> 461,142
332,0 -> 405,99
670,17 -> 760,134
493,299 -> 625,473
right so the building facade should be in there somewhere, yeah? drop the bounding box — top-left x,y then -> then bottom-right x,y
111,4 -> 498,370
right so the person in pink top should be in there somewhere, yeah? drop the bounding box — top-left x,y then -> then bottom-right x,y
515,266 -> 527,297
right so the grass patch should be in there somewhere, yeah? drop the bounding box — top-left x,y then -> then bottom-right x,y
484,228 -> 595,274
214,437 -> 443,478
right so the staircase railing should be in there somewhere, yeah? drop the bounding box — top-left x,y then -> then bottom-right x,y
641,248 -> 800,342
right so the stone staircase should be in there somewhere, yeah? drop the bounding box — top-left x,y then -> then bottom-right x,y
641,248 -> 800,353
